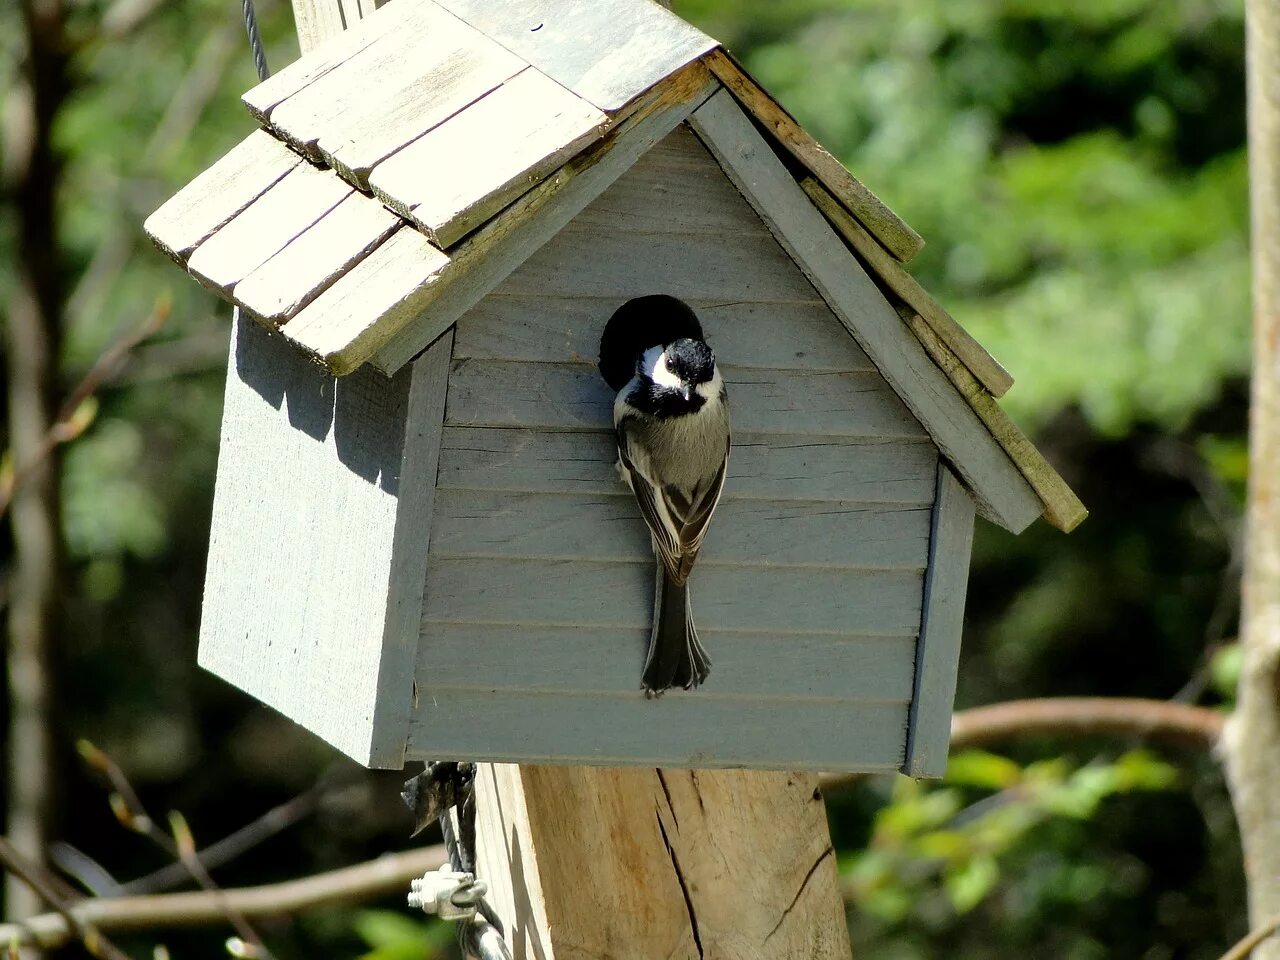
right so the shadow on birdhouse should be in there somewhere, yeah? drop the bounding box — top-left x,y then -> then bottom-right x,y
144,0 -> 1085,777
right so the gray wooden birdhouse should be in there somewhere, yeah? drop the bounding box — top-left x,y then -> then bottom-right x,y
145,0 -> 1085,777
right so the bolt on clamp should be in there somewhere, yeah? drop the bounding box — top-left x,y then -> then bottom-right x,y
408,870 -> 489,921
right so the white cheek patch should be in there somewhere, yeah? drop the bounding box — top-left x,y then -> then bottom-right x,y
641,345 -> 683,389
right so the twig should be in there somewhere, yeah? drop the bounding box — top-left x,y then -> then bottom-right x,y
0,299 -> 169,518
951,697 -> 1225,752
117,773 -> 344,896
0,845 -> 446,950
1218,915 -> 1280,960
78,740 -> 273,957
0,836 -> 132,960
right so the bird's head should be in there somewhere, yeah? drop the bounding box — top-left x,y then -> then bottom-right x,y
639,338 -> 716,402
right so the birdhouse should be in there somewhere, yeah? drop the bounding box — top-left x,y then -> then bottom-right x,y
145,0 -> 1084,777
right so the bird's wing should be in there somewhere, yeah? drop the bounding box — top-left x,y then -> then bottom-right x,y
618,426 -> 729,582
617,426 -> 682,575
677,440 -> 730,555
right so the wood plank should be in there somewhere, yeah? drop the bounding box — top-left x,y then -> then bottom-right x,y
430,0 -> 717,113
423,557 -> 926,636
689,89 -> 1043,534
409,692 -> 908,770
903,464 -> 976,778
281,224 -> 453,373
444,359 -> 927,438
801,176 -> 1014,398
369,68 -> 607,247
430,489 -> 933,568
144,129 -> 300,262
703,48 -> 925,263
318,28 -> 526,188
186,162 -> 353,295
419,623 -> 917,701
903,310 -> 1088,532
248,0 -> 419,119
473,767 -> 853,959
493,220 -> 820,302
268,1 -> 519,173
569,125 -> 775,236
367,330 -> 454,765
435,426 -> 940,503
453,295 -> 875,371
351,62 -> 720,376
198,316 -> 444,767
235,191 -> 401,325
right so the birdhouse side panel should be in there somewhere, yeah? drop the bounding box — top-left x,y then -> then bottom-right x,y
411,126 -> 939,771
198,318 -> 448,768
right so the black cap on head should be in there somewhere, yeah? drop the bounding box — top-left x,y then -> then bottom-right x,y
598,294 -> 705,391
666,338 -> 715,385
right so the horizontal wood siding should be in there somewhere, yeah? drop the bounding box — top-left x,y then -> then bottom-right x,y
431,490 -> 933,568
412,126 -> 939,770
437,427 -> 937,503
419,625 -> 916,700
407,692 -> 909,772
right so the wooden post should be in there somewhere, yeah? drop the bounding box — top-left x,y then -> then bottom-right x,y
474,765 -> 851,959
277,2 -> 852,956
1225,0 -> 1280,956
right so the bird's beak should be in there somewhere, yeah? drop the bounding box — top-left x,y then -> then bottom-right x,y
682,386 -> 691,401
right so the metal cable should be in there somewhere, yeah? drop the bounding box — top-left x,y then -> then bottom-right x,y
240,0 -> 270,81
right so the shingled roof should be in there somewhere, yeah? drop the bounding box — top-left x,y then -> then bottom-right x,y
144,0 -> 1086,532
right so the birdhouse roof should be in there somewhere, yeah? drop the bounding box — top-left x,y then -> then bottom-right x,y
144,0 -> 1084,533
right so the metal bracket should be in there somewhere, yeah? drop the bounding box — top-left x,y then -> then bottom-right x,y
408,869 -> 489,921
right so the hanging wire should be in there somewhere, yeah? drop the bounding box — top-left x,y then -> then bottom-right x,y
241,0 -> 271,81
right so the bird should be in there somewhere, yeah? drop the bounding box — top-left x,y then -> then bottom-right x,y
598,295 -> 731,694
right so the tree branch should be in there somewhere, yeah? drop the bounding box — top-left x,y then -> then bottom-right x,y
1219,914 -> 1280,960
0,836 -> 131,960
0,845 -> 446,950
950,697 -> 1225,752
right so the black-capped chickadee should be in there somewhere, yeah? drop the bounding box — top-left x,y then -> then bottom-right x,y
598,295 -> 731,694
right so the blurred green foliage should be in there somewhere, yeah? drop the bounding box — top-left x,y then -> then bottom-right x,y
0,0 -> 1251,957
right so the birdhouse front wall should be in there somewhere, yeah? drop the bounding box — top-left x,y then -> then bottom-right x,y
409,127 -> 944,772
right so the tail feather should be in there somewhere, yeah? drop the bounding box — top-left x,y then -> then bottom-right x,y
642,566 -> 711,694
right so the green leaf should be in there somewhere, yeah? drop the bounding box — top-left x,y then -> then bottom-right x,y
944,855 -> 1000,913
945,750 -> 1024,790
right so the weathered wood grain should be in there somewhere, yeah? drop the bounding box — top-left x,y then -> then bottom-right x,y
293,64 -> 717,375
198,317 -> 448,767
423,557 -> 926,636
494,216 -> 820,302
703,48 -> 925,263
280,225 -> 452,371
420,623 -> 916,701
317,25 -> 526,188
903,310 -> 1088,532
235,191 -> 400,325
435,426 -> 940,503
689,89 -> 1043,533
430,0 -> 717,112
410,693 -> 908,770
267,1 -> 515,174
443,359 -> 927,437
801,176 -> 1014,397
186,162 -> 353,295
569,124 -> 774,235
903,464 -> 976,777
473,766 -> 853,958
249,0 -> 414,118
430,489 -> 933,568
452,295 -> 874,371
144,129 -> 300,262
369,67 -> 606,246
